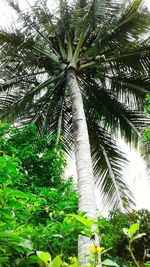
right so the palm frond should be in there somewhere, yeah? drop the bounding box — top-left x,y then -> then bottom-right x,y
0,71 -> 47,92
81,77 -> 149,144
97,0 -> 150,51
87,116 -> 135,211
0,72 -> 64,120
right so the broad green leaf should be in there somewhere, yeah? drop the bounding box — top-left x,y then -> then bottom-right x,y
102,259 -> 119,266
81,228 -> 93,237
68,214 -> 93,228
7,200 -> 23,209
69,257 -> 79,267
50,256 -> 62,267
128,223 -> 139,236
36,251 -> 51,263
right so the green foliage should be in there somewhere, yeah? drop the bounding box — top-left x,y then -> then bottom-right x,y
35,251 -> 120,267
129,210 -> 150,262
102,259 -> 119,267
0,123 -> 78,266
35,214 -> 147,267
99,210 -> 150,266
144,95 -> 150,115
67,213 -> 120,267
99,211 -> 129,255
0,123 -> 66,188
142,95 -> 150,144
123,224 -> 146,267
142,128 -> 150,144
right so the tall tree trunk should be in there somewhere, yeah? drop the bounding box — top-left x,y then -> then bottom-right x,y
67,68 -> 100,266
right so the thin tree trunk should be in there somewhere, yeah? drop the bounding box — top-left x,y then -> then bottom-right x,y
67,67 -> 100,266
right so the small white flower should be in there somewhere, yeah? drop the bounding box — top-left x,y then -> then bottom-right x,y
37,153 -> 44,158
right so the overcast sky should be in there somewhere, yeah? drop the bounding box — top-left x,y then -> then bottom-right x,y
0,0 -> 150,212
0,0 -> 150,26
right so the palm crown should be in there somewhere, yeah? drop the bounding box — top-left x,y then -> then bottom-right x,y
0,0 -> 150,210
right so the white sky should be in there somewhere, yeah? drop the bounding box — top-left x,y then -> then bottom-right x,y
0,0 -> 150,212
0,0 -> 150,26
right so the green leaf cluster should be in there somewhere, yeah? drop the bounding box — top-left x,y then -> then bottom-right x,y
98,210 -> 150,266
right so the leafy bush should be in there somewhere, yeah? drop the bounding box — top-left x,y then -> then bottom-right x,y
0,123 -> 66,188
0,123 -> 78,266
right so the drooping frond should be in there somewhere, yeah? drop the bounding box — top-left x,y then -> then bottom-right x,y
87,115 -> 135,211
80,76 -> 149,145
0,72 -> 65,119
81,0 -> 150,57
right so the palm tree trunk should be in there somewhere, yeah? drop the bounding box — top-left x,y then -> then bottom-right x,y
67,67 -> 100,266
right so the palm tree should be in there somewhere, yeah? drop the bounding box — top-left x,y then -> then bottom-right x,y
0,0 -> 150,264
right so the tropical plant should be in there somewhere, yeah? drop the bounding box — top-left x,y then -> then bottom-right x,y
123,223 -> 146,267
0,0 -> 150,264
99,209 -> 150,266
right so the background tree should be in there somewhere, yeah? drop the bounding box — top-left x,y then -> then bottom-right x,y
0,0 -> 150,263
1,123 -> 66,188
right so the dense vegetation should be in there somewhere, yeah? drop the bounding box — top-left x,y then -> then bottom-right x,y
0,123 -> 78,266
0,123 -> 150,267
